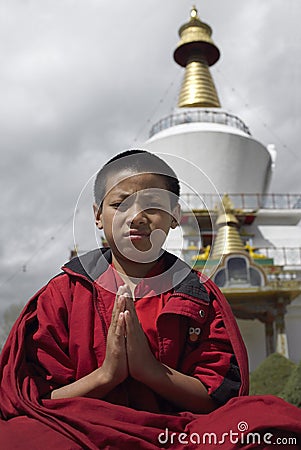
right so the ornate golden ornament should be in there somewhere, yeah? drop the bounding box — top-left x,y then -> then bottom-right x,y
174,6 -> 221,108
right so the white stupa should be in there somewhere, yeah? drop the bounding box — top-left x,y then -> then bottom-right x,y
144,6 -> 301,371
145,6 -> 273,197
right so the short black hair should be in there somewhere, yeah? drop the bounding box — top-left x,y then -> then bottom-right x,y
94,149 -> 180,209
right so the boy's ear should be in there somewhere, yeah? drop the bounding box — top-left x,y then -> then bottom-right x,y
93,203 -> 103,229
171,203 -> 181,229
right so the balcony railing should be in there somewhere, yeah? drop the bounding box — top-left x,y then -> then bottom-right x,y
256,247 -> 301,268
180,193 -> 301,211
149,110 -> 251,137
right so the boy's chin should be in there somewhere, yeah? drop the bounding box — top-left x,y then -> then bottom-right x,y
118,244 -> 163,265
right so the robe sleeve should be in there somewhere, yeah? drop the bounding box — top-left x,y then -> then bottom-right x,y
26,276 -> 76,398
0,275 -> 76,417
180,298 -> 242,406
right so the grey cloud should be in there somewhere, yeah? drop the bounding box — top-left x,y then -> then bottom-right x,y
0,0 -> 300,315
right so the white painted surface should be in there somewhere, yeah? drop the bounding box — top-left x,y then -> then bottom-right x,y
285,295 -> 301,364
236,319 -> 266,372
145,127 -> 272,196
255,210 -> 301,226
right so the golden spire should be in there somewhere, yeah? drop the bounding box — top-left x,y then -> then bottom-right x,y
174,6 -> 221,108
211,195 -> 246,258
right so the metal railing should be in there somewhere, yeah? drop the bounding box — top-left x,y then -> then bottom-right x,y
180,193 -> 301,211
256,247 -> 301,267
149,110 -> 251,137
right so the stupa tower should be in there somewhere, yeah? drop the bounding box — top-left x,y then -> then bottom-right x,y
145,6 -> 273,196
144,6 -> 301,370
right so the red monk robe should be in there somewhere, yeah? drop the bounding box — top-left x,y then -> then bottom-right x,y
0,249 -> 300,449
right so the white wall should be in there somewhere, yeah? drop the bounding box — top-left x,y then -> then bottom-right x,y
286,295 -> 301,364
236,319 -> 266,372
145,126 -> 272,196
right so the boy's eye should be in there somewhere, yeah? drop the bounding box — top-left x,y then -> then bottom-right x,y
111,201 -> 163,212
111,202 -> 129,211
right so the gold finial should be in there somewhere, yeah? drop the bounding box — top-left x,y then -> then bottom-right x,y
211,195 -> 246,258
190,5 -> 198,19
174,7 -> 221,108
222,194 -> 233,211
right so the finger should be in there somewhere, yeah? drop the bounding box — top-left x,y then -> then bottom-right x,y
112,286 -> 122,317
117,284 -> 131,298
124,309 -> 131,326
125,297 -> 140,326
124,309 -> 142,338
124,310 -> 134,343
120,284 -> 131,296
119,285 -> 132,306
111,290 -> 126,329
115,311 -> 125,338
125,294 -> 134,311
111,284 -> 132,332
112,285 -> 130,314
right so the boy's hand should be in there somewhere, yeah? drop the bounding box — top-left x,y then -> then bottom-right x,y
124,294 -> 160,383
101,286 -> 129,386
51,286 -> 129,400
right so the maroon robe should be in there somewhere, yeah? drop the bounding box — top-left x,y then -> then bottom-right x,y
0,249 -> 300,449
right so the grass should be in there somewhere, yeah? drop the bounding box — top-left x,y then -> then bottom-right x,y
249,353 -> 296,397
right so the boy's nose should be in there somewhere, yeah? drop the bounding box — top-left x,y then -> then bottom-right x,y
126,204 -> 148,226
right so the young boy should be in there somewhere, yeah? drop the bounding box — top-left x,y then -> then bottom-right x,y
48,149 -> 245,413
2,150 -> 300,449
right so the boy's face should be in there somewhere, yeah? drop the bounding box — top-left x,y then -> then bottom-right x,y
94,169 -> 180,265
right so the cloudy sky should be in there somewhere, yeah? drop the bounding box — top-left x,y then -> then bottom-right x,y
0,0 -> 300,316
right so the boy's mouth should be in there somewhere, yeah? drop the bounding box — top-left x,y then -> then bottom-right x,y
124,229 -> 151,240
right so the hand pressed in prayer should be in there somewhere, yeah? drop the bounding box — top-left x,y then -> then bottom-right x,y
101,286 -> 129,385
124,292 -> 161,384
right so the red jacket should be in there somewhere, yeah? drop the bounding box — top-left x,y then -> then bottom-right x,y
1,249 -> 300,449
